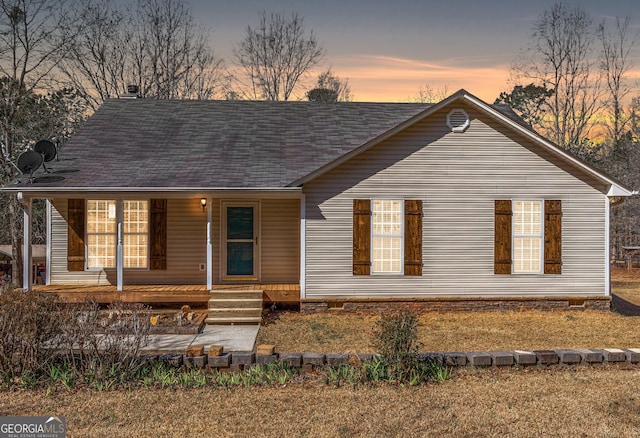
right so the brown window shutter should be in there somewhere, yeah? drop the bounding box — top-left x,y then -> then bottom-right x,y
353,199 -> 371,275
494,200 -> 512,274
150,199 -> 167,270
404,200 -> 423,276
544,200 -> 562,274
67,199 -> 85,271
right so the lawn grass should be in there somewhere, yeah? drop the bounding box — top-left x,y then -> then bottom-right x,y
4,271 -> 640,436
257,272 -> 640,353
2,367 -> 639,436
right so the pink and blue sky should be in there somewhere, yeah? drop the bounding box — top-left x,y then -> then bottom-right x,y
193,0 -> 640,102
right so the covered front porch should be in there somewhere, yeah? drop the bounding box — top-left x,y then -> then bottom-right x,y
16,190 -> 306,310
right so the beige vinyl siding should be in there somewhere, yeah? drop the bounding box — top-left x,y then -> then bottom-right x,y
304,104 -> 607,298
50,197 -> 299,285
260,199 -> 300,282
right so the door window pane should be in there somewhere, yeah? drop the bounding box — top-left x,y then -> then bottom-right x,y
227,242 -> 254,276
227,207 -> 254,239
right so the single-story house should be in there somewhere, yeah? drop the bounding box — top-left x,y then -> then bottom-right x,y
3,89 -> 634,315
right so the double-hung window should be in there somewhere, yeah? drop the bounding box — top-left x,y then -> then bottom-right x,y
512,200 -> 542,273
371,200 -> 403,274
86,200 -> 149,269
123,200 -> 149,268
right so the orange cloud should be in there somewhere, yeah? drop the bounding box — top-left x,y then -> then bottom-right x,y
326,54 -> 511,102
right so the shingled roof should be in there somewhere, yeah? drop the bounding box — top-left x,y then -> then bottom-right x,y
12,99 -> 437,189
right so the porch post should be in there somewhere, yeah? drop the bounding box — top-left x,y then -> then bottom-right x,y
21,194 -> 32,291
300,193 -> 306,299
116,198 -> 124,291
45,200 -> 52,285
206,198 -> 212,290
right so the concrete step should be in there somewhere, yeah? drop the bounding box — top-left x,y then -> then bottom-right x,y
204,316 -> 262,325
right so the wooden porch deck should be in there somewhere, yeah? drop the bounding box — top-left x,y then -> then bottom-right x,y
36,283 -> 300,305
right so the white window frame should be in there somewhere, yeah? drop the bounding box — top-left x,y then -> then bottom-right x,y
85,199 -> 149,270
371,199 -> 404,275
512,199 -> 544,274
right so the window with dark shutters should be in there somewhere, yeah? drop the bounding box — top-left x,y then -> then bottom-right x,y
67,199 -> 86,271
404,199 -> 423,276
494,200 -> 512,274
353,199 -> 423,276
495,199 -> 563,275
353,199 -> 371,275
149,199 -> 167,270
544,200 -> 562,274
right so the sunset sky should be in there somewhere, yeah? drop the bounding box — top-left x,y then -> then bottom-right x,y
191,0 -> 640,102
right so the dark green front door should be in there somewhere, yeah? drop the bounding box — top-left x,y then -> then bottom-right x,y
224,204 -> 258,279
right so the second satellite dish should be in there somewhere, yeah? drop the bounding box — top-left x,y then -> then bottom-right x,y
34,139 -> 57,172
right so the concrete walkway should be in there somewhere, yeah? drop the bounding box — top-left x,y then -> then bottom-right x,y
141,325 -> 259,354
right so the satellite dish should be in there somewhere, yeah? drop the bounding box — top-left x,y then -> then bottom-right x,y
34,140 -> 57,161
34,139 -> 57,172
17,150 -> 43,183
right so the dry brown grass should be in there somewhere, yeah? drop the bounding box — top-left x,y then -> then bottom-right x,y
258,273 -> 640,353
2,367 -> 640,436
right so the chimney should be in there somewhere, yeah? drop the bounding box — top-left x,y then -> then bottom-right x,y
121,84 -> 140,99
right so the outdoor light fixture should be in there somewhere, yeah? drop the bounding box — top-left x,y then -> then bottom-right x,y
200,198 -> 207,211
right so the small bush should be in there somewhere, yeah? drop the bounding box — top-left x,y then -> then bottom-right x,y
370,310 -> 451,384
372,310 -> 422,382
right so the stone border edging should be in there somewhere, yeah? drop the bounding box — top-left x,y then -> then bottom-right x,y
148,347 -> 640,371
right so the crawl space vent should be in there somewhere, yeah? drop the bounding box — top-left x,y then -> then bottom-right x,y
447,108 -> 470,132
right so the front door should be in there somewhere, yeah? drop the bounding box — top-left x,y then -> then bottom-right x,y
222,202 -> 259,281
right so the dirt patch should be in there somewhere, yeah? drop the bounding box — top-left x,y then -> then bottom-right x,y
147,311 -> 206,334
96,309 -> 207,335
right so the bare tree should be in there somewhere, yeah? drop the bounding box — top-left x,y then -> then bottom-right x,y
0,0 -> 79,286
306,68 -> 351,102
597,16 -> 638,149
512,3 -> 602,147
234,11 -> 324,101
414,83 -> 449,103
57,0 -> 126,108
59,0 -> 225,107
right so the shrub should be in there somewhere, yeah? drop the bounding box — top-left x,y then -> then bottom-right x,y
372,310 -> 422,382
370,310 -> 451,384
0,288 -> 65,380
58,299 -> 151,382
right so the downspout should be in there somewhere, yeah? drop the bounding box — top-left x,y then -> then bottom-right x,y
605,197 -> 611,297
